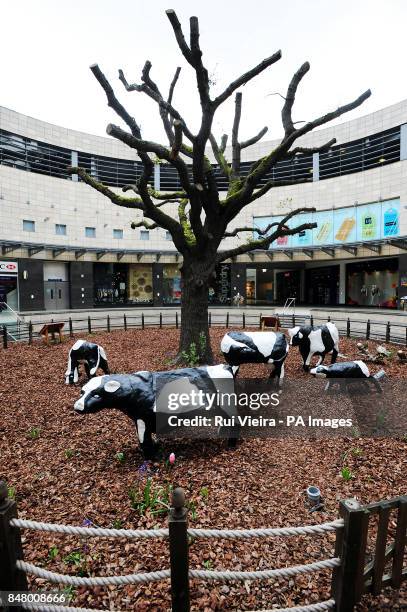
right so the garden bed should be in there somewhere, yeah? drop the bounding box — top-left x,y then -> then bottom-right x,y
1,328 -> 406,610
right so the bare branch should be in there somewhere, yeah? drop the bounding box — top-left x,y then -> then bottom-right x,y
68,167 -> 144,210
168,67 -> 181,105
214,50 -> 282,108
170,120 -> 183,160
282,62 -> 310,136
231,92 -> 242,176
166,9 -> 193,64
131,219 -> 159,230
217,207 -> 317,262
209,134 -> 230,178
240,126 -> 268,150
284,137 -> 336,158
223,222 -> 278,238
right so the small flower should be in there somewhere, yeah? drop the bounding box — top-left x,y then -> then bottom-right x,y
169,453 -> 176,465
82,518 -> 92,527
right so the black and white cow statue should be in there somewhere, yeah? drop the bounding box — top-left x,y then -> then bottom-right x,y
310,360 -> 384,393
288,322 -> 339,372
73,364 -> 238,459
65,339 -> 110,385
221,331 -> 289,385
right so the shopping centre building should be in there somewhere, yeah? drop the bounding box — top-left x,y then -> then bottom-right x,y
0,101 -> 407,312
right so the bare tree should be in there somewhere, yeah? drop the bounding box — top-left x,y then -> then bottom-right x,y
70,9 -> 370,362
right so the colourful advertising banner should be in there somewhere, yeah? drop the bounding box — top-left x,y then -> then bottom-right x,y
253,199 -> 400,249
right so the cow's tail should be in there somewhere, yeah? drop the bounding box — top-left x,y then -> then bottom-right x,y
90,346 -> 101,376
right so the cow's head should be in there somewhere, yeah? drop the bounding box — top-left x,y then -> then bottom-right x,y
74,375 -> 124,414
288,326 -> 302,346
310,365 -> 329,378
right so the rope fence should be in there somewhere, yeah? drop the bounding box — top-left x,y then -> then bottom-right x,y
1,483 -> 406,612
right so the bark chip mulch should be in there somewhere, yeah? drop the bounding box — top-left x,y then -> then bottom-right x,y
1,328 -> 406,610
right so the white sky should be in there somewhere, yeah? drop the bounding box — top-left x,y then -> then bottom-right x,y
1,0 -> 406,146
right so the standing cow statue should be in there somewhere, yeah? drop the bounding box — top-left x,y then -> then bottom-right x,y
221,331 -> 289,386
65,340 -> 110,385
288,322 -> 339,372
74,364 -> 238,459
310,360 -> 384,393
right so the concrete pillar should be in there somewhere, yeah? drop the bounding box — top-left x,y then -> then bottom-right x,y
400,124 -> 407,161
339,262 -> 346,304
312,152 -> 319,181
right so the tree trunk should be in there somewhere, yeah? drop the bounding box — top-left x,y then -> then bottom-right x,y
179,257 -> 213,364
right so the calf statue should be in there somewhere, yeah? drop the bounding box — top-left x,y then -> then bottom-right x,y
73,364 -> 238,459
65,339 -> 110,385
288,322 -> 339,372
310,360 -> 384,393
221,331 -> 289,385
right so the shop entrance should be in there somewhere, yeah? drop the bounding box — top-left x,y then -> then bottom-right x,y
276,270 -> 301,304
347,258 -> 399,308
305,266 -> 339,305
44,281 -> 70,310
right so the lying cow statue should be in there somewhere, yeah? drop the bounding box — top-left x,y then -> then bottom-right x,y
288,322 -> 339,372
221,331 -> 289,386
74,364 -> 238,459
65,339 -> 110,385
310,360 -> 384,393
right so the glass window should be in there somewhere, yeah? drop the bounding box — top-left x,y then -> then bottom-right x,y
113,229 -> 123,239
165,231 -> 172,240
85,226 -> 96,238
55,223 -> 67,235
140,230 -> 150,241
23,219 -> 35,232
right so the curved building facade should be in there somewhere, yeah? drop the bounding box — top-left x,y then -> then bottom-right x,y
0,102 -> 406,312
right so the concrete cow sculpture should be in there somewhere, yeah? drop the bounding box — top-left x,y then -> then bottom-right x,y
65,339 -> 110,385
288,322 -> 339,372
310,360 -> 384,393
73,364 -> 238,458
221,331 -> 289,385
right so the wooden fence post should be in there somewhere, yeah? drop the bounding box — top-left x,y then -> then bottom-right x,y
208,312 -> 212,328
107,315 -> 111,333
0,481 -> 28,607
259,314 -> 262,329
142,313 -> 145,329
347,318 -> 350,338
168,488 -> 190,612
2,325 -> 7,349
366,319 -> 370,340
176,311 -> 179,329
226,312 -> 229,328
385,321 -> 390,343
124,314 -> 127,331
88,316 -> 92,334
28,321 -> 33,345
242,313 -> 246,329
391,496 -> 407,588
310,314 -> 314,327
160,313 -> 163,328
69,317 -> 73,338
331,498 -> 369,612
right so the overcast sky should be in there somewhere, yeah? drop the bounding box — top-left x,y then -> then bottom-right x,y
1,0 -> 406,145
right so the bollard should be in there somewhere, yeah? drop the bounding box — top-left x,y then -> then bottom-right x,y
366,319 -> 371,340
69,317 -> 73,338
259,313 -> 262,329
168,488 -> 190,612
28,321 -> 33,345
0,480 -> 28,607
107,315 -> 111,333
2,325 -> 7,349
124,313 -> 127,331
88,316 -> 92,334
347,318 -> 351,338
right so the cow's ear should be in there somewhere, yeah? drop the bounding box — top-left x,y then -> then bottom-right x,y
104,380 -> 121,393
298,332 -> 303,339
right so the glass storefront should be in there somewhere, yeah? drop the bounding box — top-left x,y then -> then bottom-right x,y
0,261 -> 18,310
346,258 -> 399,308
163,264 -> 181,305
127,264 -> 153,305
305,266 -> 339,305
94,263 -> 153,306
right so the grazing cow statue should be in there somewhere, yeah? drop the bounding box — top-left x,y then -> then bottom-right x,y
288,322 -> 339,371
310,360 -> 384,393
73,364 -> 238,459
221,331 -> 289,385
65,339 -> 110,385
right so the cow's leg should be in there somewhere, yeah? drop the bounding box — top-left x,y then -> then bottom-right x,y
100,358 -> 110,375
87,358 -> 98,378
84,362 -> 91,379
304,351 -> 314,372
137,419 -> 158,459
331,347 -> 339,364
71,360 -> 79,384
278,362 -> 285,388
369,376 -> 383,394
316,352 -> 327,366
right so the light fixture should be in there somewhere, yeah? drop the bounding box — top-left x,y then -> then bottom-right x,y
23,270 -> 28,280
262,269 -> 267,273
379,157 -> 385,163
